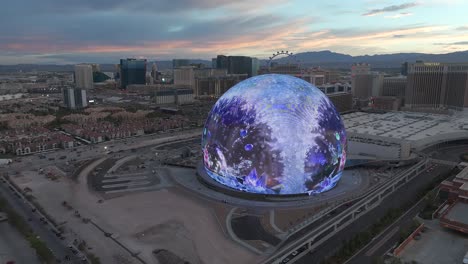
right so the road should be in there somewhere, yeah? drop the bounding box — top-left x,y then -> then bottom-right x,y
345,187 -> 429,264
294,162 -> 452,264
0,130 -> 203,264
0,128 -> 202,173
428,144 -> 468,163
341,144 -> 468,264
0,177 -> 84,263
0,221 -> 40,264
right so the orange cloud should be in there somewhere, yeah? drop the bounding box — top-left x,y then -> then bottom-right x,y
73,40 -> 192,53
0,21 -> 464,60
294,26 -> 451,54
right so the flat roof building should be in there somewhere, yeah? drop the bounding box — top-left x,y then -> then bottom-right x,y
351,63 -> 370,76
370,96 -> 403,111
318,83 -> 352,94
350,63 -> 382,100
63,87 -> 87,109
405,62 -> 468,111
172,59 -> 191,68
328,92 -> 353,113
74,64 -> 93,89
382,76 -> 407,97
174,67 -> 229,89
439,164 -> 468,234
194,74 -> 248,98
120,59 -> 147,89
154,88 -> 194,105
352,73 -> 383,100
214,55 -> 257,77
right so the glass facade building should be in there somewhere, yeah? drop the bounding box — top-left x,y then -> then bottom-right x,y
215,55 -> 257,77
120,59 -> 147,89
172,59 -> 191,68
216,55 -> 229,70
228,56 -> 253,77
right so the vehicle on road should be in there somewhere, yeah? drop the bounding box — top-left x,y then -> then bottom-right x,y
0,159 -> 13,165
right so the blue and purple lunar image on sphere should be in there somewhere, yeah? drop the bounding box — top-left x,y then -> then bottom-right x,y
201,74 -> 347,195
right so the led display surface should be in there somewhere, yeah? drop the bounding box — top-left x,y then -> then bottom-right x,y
202,74 -> 347,195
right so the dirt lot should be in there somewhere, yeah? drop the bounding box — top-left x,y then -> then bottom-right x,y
11,158 -> 257,264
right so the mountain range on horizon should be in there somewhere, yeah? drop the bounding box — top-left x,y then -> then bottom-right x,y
289,50 -> 468,68
1,50 -> 468,73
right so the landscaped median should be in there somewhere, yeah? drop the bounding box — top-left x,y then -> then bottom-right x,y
393,222 -> 425,257
321,168 -> 452,264
0,194 -> 55,263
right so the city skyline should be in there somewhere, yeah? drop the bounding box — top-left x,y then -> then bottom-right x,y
1,0 -> 468,64
1,5 -> 468,261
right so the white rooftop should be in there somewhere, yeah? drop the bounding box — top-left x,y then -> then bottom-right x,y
342,111 -> 468,149
455,166 -> 468,182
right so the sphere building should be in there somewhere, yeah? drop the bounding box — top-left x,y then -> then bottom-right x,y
202,74 -> 347,195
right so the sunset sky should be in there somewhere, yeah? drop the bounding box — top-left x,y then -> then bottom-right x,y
1,0 -> 468,64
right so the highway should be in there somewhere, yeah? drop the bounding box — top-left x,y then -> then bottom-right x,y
345,158 -> 458,264
0,221 -> 40,264
0,176 -> 84,263
345,185 -> 430,264
294,162 -> 452,264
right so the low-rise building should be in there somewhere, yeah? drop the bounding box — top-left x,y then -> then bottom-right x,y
439,164 -> 468,234
154,88 -> 194,105
343,111 -> 468,155
194,74 -> 248,97
318,83 -> 352,94
60,112 -> 190,143
370,96 -> 403,111
0,128 -> 75,155
328,92 -> 353,113
0,113 -> 55,129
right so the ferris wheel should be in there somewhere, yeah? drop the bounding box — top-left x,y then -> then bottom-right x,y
267,50 -> 301,69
